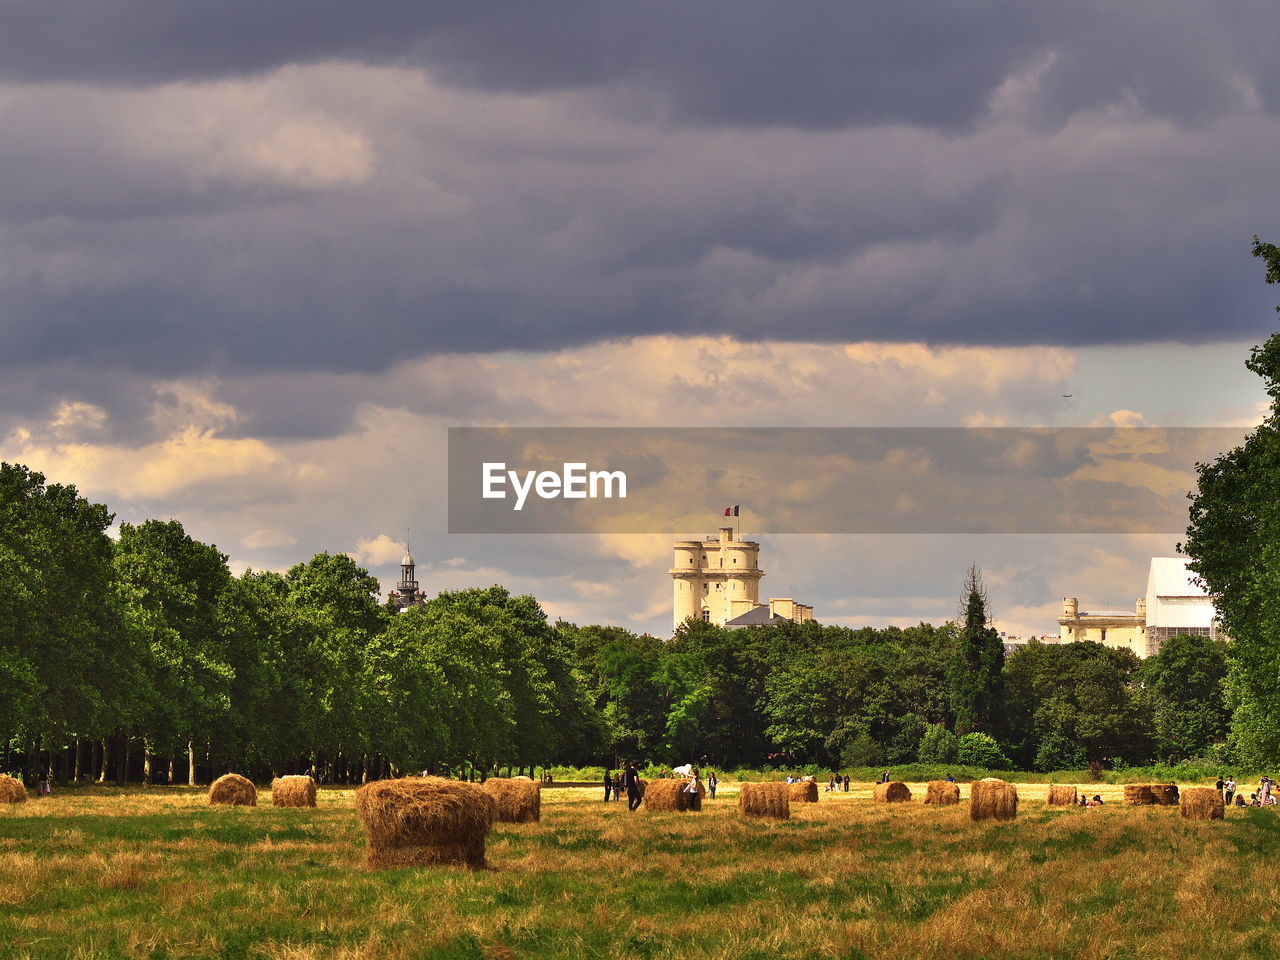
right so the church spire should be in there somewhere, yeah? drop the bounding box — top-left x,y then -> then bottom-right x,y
391,531 -> 423,611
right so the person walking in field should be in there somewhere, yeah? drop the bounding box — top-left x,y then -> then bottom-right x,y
603,770 -> 613,802
843,774 -> 850,792
1224,776 -> 1236,806
881,770 -> 891,783
625,763 -> 643,811
685,775 -> 702,811
707,771 -> 718,799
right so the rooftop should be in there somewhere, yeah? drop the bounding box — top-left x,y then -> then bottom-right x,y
725,606 -> 791,627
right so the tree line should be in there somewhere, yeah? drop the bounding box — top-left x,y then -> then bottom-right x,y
0,459 -> 1239,783
1,470 -> 604,784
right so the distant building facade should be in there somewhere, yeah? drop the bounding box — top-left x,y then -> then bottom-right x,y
669,526 -> 813,630
1058,557 -> 1222,658
1143,557 -> 1223,653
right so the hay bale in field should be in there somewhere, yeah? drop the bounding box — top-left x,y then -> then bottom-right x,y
209,773 -> 257,806
1124,784 -> 1157,806
644,778 -> 704,812
788,780 -> 818,803
1047,784 -> 1078,807
270,775 -> 317,808
1149,783 -> 1180,805
969,779 -> 1018,822
0,773 -> 27,804
481,777 -> 541,823
873,781 -> 912,803
355,776 -> 495,870
737,782 -> 790,820
1179,787 -> 1224,821
924,780 -> 960,805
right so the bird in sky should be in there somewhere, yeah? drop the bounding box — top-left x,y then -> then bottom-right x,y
1062,394 -> 1073,398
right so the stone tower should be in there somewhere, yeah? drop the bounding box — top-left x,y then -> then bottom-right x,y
670,526 -> 764,629
389,546 -> 425,611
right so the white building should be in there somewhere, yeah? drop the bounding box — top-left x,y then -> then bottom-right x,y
1144,557 -> 1223,655
669,526 -> 814,630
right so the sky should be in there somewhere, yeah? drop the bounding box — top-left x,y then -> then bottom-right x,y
2,2 -> 1278,637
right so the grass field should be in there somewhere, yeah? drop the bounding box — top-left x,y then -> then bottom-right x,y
2,782 -> 1277,960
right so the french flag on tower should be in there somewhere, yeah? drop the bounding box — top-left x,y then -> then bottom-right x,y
724,505 -> 739,517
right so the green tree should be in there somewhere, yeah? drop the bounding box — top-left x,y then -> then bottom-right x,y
1033,732 -> 1086,772
956,732 -> 1010,769
113,519 -> 234,781
1003,641 -> 1152,767
574,626 -> 669,761
949,565 -> 1004,735
215,569 -> 293,771
281,553 -> 387,771
430,586 -> 603,769
1137,633 -> 1230,761
0,463 -> 118,770
1182,238 -> 1280,765
363,607 -> 453,773
917,723 -> 959,764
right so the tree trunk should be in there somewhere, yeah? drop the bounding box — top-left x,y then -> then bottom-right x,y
116,734 -> 128,786
361,755 -> 369,784
143,739 -> 152,786
188,741 -> 196,786
73,737 -> 82,783
98,738 -> 109,783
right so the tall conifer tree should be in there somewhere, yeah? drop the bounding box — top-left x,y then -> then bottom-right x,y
949,564 -> 1004,735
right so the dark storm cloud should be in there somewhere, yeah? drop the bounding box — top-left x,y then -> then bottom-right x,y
2,1 -> 1280,438
3,1 -> 1278,128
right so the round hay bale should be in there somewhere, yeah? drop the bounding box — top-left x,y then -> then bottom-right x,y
355,777 -> 495,870
1047,784 -> 1078,807
0,773 -> 27,804
873,781 -> 912,803
209,773 -> 257,806
737,781 -> 790,820
969,778 -> 1018,822
1149,783 -> 1180,806
1179,787 -> 1224,821
270,775 -> 317,808
1123,784 -> 1157,806
924,780 -> 960,805
788,780 -> 819,803
644,778 -> 704,812
481,777 -> 542,823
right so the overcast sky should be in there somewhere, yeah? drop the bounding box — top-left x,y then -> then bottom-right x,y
2,3 -> 1277,636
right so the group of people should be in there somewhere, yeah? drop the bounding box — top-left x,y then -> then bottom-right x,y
1077,794 -> 1105,806
603,766 -> 717,808
1217,775 -> 1276,807
10,771 -> 53,796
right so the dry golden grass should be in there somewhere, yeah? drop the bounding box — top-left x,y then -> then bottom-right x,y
0,782 -> 1275,959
